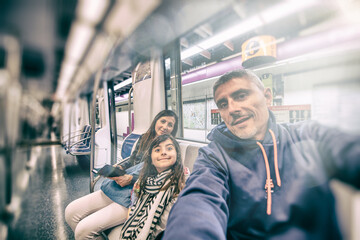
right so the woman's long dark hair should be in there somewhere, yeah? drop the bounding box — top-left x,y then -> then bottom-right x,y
135,110 -> 178,157
138,134 -> 185,196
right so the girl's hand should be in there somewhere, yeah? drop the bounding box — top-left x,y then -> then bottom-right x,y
108,174 -> 133,187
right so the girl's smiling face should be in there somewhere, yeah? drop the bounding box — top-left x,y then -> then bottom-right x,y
151,139 -> 177,173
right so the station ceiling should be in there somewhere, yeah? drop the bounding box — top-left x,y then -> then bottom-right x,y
0,0 -> 342,101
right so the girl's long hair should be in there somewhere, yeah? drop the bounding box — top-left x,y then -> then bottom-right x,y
138,134 -> 185,196
135,110 -> 178,158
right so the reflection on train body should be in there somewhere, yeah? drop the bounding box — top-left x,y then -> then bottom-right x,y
1,0 -> 360,239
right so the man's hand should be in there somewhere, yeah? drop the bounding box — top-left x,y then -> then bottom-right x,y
108,174 -> 133,187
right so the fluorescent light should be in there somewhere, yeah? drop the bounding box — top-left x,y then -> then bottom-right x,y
77,0 -> 110,25
73,66 -> 90,89
261,0 -> 317,23
104,0 -> 160,36
51,102 -> 61,116
181,16 -> 262,59
181,0 -> 317,60
200,16 -> 263,50
61,61 -> 77,80
114,78 -> 132,91
180,16 -> 262,60
65,22 -> 95,63
84,33 -> 115,74
55,85 -> 66,100
181,46 -> 204,60
55,62 -> 77,99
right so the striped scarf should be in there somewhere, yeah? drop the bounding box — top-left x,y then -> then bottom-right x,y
121,169 -> 175,240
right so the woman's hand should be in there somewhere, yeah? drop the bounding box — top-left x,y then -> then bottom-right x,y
113,164 -> 124,170
108,174 -> 133,187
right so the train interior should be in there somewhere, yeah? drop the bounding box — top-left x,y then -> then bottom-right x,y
1,0 -> 360,239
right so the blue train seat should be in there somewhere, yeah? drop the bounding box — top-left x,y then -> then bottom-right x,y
62,124 -> 91,151
61,124 -> 88,146
119,133 -> 141,160
66,125 -> 92,155
61,125 -> 94,170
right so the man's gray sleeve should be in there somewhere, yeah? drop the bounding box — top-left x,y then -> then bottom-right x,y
163,147 -> 230,240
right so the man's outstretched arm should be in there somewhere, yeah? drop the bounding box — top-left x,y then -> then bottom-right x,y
163,148 -> 230,240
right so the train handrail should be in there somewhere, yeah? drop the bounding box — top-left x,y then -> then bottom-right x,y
61,128 -> 86,143
62,130 -> 91,148
90,67 -> 104,193
66,137 -> 91,155
128,87 -> 133,134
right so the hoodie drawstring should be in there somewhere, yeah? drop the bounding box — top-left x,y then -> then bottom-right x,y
256,129 -> 281,215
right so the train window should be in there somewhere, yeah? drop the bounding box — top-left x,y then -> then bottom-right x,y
115,97 -> 133,141
96,87 -> 106,129
113,67 -> 133,142
168,0 -> 360,142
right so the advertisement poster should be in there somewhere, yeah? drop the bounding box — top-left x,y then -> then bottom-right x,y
211,109 -> 222,125
134,61 -> 151,83
183,101 -> 205,129
269,105 -> 311,123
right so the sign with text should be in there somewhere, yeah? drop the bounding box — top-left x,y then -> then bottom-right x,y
269,105 -> 311,123
211,109 -> 222,125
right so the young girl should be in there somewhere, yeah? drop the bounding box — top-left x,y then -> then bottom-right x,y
65,110 -> 178,240
120,134 -> 186,240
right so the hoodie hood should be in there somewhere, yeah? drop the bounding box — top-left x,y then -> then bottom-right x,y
207,111 -> 282,216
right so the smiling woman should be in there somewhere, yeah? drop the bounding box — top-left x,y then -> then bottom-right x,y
154,116 -> 176,137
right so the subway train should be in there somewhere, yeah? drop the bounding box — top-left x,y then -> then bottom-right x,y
1,0 -> 360,239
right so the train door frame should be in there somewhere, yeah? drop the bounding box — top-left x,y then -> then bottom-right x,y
105,80 -> 117,166
164,40 -> 184,138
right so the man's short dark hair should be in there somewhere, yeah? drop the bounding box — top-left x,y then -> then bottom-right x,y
213,69 -> 264,97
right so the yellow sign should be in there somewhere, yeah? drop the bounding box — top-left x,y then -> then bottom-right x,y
242,35 -> 277,67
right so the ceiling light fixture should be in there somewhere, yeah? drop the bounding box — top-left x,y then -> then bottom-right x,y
77,0 -> 110,26
65,22 -> 95,63
114,78 -> 132,91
